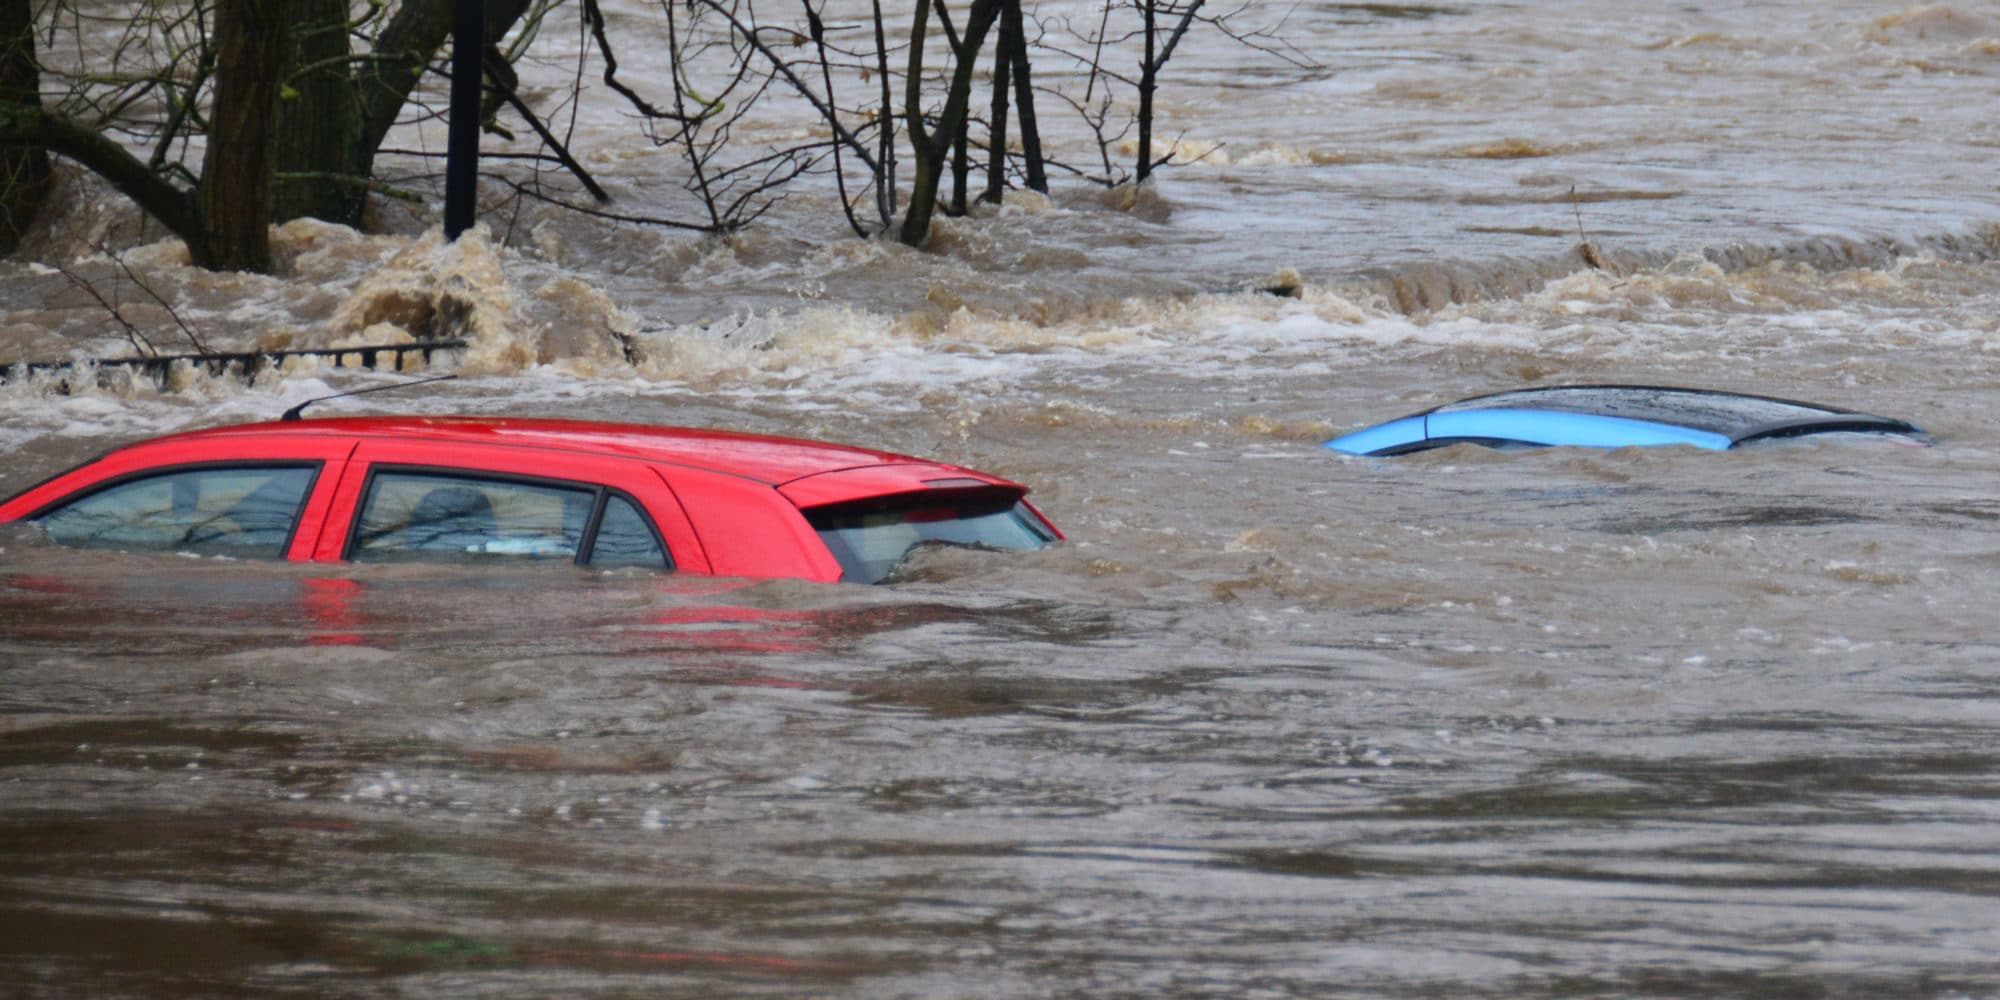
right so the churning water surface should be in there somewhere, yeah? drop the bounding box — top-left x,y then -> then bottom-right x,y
5,1 -> 2000,996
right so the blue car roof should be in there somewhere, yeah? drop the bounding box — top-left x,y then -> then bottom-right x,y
1326,385 -> 1927,456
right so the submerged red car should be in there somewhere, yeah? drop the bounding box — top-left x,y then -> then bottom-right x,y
0,417 -> 1061,584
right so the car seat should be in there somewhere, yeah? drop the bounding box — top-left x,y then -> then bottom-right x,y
407,485 -> 498,551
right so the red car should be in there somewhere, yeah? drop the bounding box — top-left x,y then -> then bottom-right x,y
0,417 -> 1062,584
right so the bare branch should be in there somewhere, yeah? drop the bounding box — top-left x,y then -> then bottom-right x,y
488,173 -> 733,233
53,258 -> 157,358
581,0 -> 701,124
103,246 -> 210,354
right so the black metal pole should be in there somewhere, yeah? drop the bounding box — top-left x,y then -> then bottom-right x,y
444,0 -> 484,240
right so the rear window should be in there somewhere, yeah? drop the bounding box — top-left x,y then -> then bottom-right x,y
806,497 -> 1055,584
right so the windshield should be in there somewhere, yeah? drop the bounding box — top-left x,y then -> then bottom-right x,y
807,497 -> 1055,584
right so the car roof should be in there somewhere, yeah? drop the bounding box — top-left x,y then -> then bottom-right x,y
1326,385 -> 1927,456
148,416 -> 947,485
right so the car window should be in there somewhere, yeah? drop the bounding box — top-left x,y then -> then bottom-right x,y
34,465 -> 317,558
588,494 -> 670,570
808,497 -> 1055,584
353,472 -> 593,562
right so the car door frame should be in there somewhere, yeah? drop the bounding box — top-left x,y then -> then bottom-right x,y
0,433 -> 359,562
309,439 -> 710,573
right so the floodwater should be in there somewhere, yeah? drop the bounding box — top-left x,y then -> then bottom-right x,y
6,1 -> 2000,996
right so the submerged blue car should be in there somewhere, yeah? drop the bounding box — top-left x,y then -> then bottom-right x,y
1326,385 -> 1930,457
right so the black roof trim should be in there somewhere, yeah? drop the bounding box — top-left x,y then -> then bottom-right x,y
1729,415 -> 1929,447
1424,383 -> 1856,418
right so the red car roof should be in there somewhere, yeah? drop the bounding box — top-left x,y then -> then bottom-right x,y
150,416 -> 951,486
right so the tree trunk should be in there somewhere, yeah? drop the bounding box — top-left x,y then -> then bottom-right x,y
900,0 -> 936,243
950,113 -> 969,215
0,0 -> 50,254
982,20 -> 1010,205
899,0 -> 1001,246
356,1 -> 459,162
274,0 -> 365,225
198,0 -> 284,271
871,0 -> 896,229
1003,0 -> 1045,193
1136,0 -> 1156,184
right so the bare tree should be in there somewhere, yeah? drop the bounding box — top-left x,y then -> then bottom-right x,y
1133,0 -> 1204,183
900,0 -> 1000,243
2,0 -> 286,269
0,0 -> 50,254
4,0 -> 1309,268
1,0 -> 539,270
1043,0 -> 1314,187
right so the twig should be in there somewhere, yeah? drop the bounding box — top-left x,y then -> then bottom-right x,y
1569,184 -> 1606,271
804,0 -> 868,238
101,246 -> 208,354
483,49 -> 610,203
53,259 -> 156,357
487,175 -> 728,232
273,171 -> 426,203
580,0 -> 699,123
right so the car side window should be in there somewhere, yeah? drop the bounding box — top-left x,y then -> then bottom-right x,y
588,494 -> 671,570
353,472 -> 593,562
34,465 -> 317,558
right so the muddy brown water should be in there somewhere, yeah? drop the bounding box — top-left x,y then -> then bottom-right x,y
7,1 -> 2000,996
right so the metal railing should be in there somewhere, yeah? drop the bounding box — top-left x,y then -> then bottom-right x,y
1,340 -> 466,388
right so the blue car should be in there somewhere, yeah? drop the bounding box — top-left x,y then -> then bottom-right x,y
1326,385 -> 1930,457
